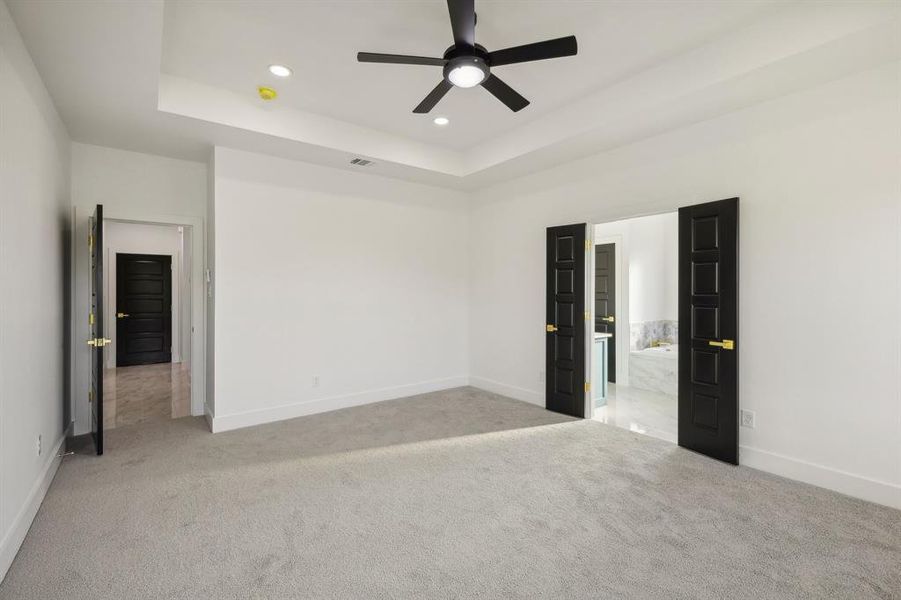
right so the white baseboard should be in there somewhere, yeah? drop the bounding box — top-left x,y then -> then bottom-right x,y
469,376 -> 544,407
0,434 -> 65,584
211,376 -> 469,433
740,445 -> 901,510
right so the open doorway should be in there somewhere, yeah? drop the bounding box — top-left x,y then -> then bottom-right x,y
102,221 -> 192,430
590,212 -> 678,443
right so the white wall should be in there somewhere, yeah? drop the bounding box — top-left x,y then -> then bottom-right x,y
102,221 -> 186,368
70,143 -> 207,434
595,212 -> 678,324
210,147 -> 470,431
0,0 -> 70,580
469,63 -> 901,509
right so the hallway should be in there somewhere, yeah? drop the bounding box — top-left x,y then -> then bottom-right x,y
103,363 -> 190,429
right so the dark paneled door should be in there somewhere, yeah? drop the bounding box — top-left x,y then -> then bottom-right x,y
594,243 -> 616,383
116,254 -> 172,367
678,198 -> 739,464
546,224 -> 587,418
89,204 -> 105,455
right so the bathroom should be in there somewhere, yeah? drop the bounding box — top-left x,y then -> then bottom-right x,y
592,211 -> 678,443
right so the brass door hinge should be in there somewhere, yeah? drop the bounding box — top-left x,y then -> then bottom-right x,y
584,311 -> 590,321
88,233 -> 93,250
585,239 -> 591,251
584,381 -> 590,392
89,312 -> 94,326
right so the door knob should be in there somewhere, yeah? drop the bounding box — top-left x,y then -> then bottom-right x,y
546,324 -> 558,333
117,312 -> 129,318
601,316 -> 614,323
708,339 -> 735,350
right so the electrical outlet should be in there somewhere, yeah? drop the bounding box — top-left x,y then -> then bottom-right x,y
740,409 -> 755,429
312,376 -> 320,388
37,434 -> 42,456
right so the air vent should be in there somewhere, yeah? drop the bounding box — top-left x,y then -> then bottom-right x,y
350,158 -> 374,166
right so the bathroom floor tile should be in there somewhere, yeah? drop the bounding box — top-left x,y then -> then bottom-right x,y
592,383 -> 677,443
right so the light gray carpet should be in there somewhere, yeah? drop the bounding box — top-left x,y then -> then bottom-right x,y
1,387 -> 898,599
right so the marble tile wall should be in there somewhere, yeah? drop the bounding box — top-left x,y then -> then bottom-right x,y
629,350 -> 678,396
630,320 -> 678,350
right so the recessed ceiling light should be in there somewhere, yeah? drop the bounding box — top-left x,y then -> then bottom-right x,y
433,116 -> 449,126
268,64 -> 292,78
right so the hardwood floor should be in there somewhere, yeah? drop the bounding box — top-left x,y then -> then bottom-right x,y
102,362 -> 190,429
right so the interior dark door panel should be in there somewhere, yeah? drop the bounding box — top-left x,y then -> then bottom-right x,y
90,204 -> 104,455
546,224 -> 587,418
678,198 -> 739,464
594,243 -> 616,383
116,253 -> 172,367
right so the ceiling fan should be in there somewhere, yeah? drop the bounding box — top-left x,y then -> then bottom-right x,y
357,0 -> 577,113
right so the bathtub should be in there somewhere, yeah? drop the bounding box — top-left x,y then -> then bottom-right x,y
629,344 -> 678,396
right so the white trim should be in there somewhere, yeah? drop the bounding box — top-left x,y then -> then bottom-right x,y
740,445 -> 901,510
0,434 -> 65,583
469,376 -> 543,407
211,376 -> 469,433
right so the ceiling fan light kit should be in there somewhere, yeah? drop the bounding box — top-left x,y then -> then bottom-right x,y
357,0 -> 577,113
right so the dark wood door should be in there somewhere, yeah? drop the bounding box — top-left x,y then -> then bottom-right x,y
546,224 -> 587,418
678,198 -> 739,464
594,243 -> 616,383
116,253 -> 172,367
89,205 -> 104,455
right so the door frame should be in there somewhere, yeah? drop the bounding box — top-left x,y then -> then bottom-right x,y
75,210 -> 207,422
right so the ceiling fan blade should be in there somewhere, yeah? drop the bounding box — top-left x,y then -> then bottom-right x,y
357,52 -> 447,66
481,74 -> 529,112
413,80 -> 453,113
487,35 -> 578,67
447,0 -> 475,47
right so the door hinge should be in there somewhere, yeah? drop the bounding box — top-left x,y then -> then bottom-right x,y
88,233 -> 93,250
584,381 -> 590,392
89,312 -> 94,326
584,311 -> 590,321
585,239 -> 591,251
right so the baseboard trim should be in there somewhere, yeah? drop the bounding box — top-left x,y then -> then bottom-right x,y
211,376 -> 469,433
0,434 -> 65,584
739,445 -> 901,510
469,376 -> 544,407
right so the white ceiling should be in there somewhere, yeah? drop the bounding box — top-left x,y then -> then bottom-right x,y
161,0 -> 776,151
7,0 -> 900,190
